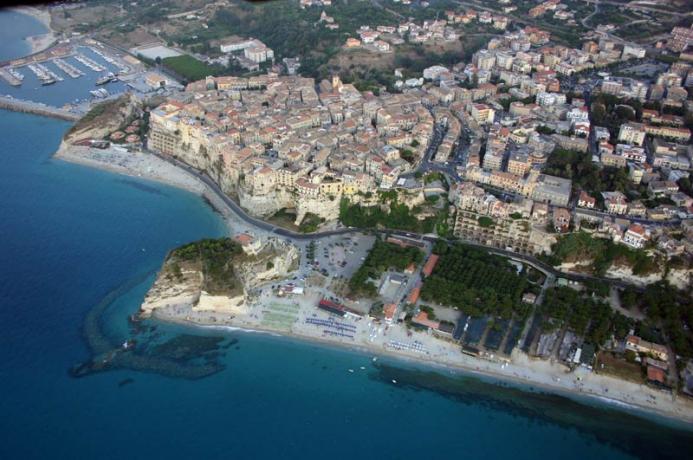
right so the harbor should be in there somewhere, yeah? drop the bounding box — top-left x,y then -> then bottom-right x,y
0,40 -> 139,97
0,38 -> 157,119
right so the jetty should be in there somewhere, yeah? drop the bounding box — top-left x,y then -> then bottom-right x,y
0,95 -> 81,121
89,47 -> 127,72
74,54 -> 105,72
54,58 -> 83,78
35,63 -> 63,82
0,67 -> 22,86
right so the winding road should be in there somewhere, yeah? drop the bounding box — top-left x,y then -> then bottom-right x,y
151,151 -> 647,291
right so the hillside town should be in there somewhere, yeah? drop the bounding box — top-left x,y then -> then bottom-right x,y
118,7 -> 693,401
32,0 -> 693,421
143,21 -> 693,269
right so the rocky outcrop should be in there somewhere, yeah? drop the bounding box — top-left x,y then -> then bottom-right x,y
234,238 -> 299,288
141,266 -> 203,317
295,196 -> 340,225
140,237 -> 299,317
64,94 -> 140,144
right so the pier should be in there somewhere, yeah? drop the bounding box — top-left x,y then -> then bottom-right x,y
89,46 -> 127,72
36,62 -> 63,82
74,54 -> 105,72
54,58 -> 83,78
0,67 -> 22,86
0,95 -> 81,121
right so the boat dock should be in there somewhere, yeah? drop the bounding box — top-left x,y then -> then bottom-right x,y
53,58 -> 83,78
89,47 -> 127,73
35,63 -> 63,82
74,54 -> 105,72
0,67 -> 22,86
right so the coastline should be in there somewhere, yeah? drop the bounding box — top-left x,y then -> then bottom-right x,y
151,303 -> 693,428
10,5 -> 57,55
53,142 -> 693,427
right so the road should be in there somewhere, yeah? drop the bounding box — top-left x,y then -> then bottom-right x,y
581,0 -> 600,29
151,150 -> 647,291
399,120 -> 468,184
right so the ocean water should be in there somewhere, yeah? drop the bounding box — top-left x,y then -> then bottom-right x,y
0,9 -> 47,61
0,11 -> 692,460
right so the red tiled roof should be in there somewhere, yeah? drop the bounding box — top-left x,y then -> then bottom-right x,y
421,254 -> 439,277
383,303 -> 397,320
407,287 -> 421,304
647,366 -> 666,384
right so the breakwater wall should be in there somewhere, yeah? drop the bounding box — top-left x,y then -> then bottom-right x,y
0,96 -> 80,121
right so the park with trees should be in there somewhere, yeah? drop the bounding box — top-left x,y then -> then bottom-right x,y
348,238 -> 423,298
420,243 -> 531,319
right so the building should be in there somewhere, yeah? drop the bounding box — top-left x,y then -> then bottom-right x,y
531,174 -> 572,207
601,191 -> 628,215
421,254 -> 439,277
470,103 -> 495,124
669,26 -> 693,52
622,224 -> 648,249
411,311 -> 441,330
577,191 -> 595,209
626,335 -> 668,361
622,44 -> 646,60
552,207 -> 571,232
618,123 -> 646,146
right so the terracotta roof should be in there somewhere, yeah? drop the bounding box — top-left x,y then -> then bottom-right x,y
421,254 -> 439,277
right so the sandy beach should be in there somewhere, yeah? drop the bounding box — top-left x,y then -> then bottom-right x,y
11,5 -> 57,55
54,143 -> 693,427
150,288 -> 693,427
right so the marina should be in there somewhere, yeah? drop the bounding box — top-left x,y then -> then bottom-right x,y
36,62 -> 63,82
27,63 -> 55,85
96,72 -> 117,86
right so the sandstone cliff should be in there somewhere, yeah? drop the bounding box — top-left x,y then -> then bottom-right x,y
141,237 -> 298,317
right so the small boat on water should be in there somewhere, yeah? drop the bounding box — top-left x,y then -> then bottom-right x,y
41,78 -> 56,86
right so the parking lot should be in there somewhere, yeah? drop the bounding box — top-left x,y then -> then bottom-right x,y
292,233 -> 375,288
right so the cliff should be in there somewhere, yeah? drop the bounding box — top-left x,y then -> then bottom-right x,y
141,237 -> 298,317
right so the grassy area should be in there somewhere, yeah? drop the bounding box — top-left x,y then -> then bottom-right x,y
595,351 -> 645,384
66,96 -> 130,138
299,213 -> 325,233
162,55 -> 217,82
339,197 -> 447,234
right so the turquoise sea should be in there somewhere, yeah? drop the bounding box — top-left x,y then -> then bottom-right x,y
0,9 -> 692,460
